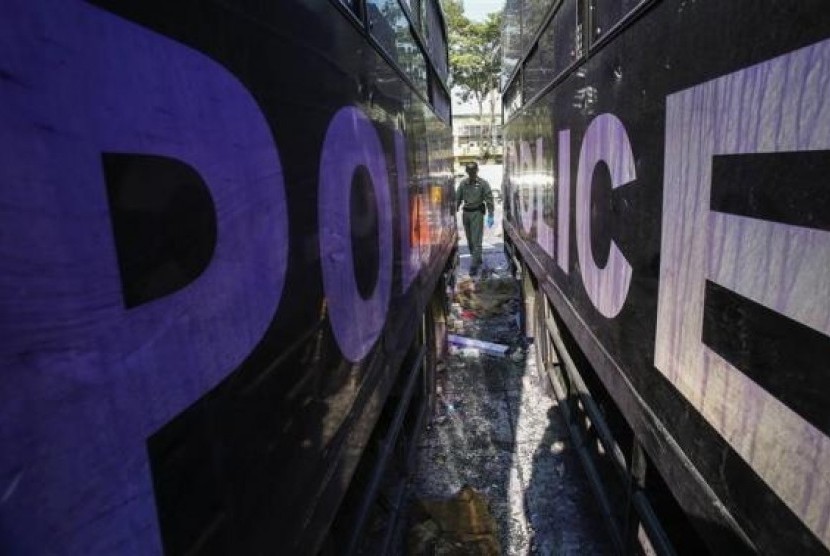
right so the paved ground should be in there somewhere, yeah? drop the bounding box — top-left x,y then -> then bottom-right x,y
408,200 -> 614,555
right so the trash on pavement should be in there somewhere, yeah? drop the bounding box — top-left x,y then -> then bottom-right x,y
455,276 -> 518,318
408,485 -> 500,556
509,349 -> 526,362
448,334 -> 509,357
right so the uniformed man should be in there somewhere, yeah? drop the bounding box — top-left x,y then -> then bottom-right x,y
456,161 -> 494,275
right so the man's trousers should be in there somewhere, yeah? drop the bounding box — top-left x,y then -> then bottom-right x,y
462,209 -> 484,268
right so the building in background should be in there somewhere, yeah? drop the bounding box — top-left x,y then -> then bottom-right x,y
451,90 -> 503,169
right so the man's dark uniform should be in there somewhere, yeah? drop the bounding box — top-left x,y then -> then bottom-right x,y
456,162 -> 494,274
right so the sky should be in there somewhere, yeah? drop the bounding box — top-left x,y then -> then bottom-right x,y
463,0 -> 505,22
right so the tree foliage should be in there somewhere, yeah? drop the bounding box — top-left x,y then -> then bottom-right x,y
441,0 -> 468,33
449,10 -> 502,111
441,0 -> 503,158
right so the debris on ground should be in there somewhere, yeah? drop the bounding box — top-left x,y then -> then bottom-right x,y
448,335 -> 509,358
408,486 -> 501,556
454,276 -> 518,319
509,349 -> 526,363
410,237 -> 615,555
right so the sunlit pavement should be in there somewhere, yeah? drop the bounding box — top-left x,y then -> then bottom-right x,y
409,199 -> 614,554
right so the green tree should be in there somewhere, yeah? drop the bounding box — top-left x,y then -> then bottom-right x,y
441,0 -> 468,32
442,1 -> 503,160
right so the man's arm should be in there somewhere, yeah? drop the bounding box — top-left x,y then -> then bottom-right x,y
482,179 -> 494,215
456,180 -> 465,211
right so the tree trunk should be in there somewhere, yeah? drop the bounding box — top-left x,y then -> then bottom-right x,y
476,96 -> 487,161
488,90 -> 497,158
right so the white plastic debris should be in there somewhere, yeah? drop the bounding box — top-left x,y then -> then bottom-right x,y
447,334 -> 509,357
